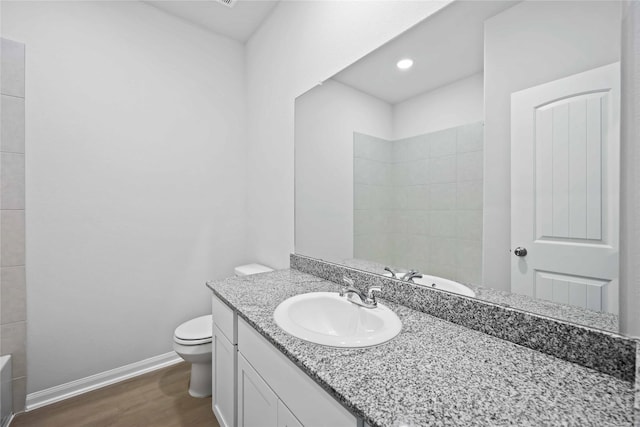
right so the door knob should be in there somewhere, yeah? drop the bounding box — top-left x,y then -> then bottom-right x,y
514,247 -> 528,257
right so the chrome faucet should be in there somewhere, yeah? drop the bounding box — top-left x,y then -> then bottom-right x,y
385,267 -> 422,283
340,276 -> 381,308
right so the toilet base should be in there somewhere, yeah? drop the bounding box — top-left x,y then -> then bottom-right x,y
188,361 -> 212,398
173,341 -> 212,397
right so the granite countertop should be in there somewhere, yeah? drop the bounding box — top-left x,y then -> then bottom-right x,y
207,269 -> 634,427
340,258 -> 619,332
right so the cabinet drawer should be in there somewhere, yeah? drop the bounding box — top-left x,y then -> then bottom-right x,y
212,294 -> 236,344
238,318 -> 357,427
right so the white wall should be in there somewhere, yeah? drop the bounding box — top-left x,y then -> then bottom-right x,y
620,0 -> 640,338
393,73 -> 483,140
295,79 -> 392,262
483,1 -> 621,290
246,0 -> 453,269
1,1 -> 247,393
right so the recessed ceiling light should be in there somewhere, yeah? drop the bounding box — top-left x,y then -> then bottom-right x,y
396,58 -> 414,70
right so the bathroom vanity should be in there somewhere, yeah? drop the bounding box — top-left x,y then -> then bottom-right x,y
207,267 -> 636,427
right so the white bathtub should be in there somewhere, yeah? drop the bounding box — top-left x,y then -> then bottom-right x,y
0,355 -> 11,427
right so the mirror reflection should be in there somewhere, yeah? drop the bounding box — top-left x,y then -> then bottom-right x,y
294,0 -> 622,332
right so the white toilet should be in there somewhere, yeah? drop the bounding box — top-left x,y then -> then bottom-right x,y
173,263 -> 273,398
173,315 -> 213,397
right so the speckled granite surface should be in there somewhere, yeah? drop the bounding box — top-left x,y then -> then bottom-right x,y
291,254 -> 637,382
636,345 -> 640,426
636,348 -> 640,427
207,269 -> 635,427
340,258 -> 619,332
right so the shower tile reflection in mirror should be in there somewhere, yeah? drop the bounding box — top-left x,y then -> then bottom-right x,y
354,121 -> 483,283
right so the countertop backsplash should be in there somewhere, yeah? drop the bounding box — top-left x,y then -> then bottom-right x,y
290,254 -> 637,383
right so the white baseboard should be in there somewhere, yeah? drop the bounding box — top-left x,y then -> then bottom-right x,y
1,413 -> 14,427
25,351 -> 182,411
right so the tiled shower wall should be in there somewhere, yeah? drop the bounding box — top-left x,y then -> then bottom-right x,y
0,38 -> 27,412
354,122 -> 483,284
353,133 -> 394,262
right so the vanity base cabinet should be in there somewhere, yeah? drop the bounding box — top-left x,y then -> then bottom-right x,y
277,401 -> 303,427
237,318 -> 357,427
213,324 -> 236,427
237,353 -> 278,427
237,353 -> 304,427
212,293 -> 358,427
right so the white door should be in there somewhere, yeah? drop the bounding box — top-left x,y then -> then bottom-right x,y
511,62 -> 620,314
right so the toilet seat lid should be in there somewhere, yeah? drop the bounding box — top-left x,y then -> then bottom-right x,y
174,315 -> 212,341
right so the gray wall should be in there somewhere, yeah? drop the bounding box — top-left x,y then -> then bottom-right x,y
3,2 -> 248,397
0,37 -> 27,412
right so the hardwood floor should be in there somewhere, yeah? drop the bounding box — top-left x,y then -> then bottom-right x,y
11,362 -> 220,427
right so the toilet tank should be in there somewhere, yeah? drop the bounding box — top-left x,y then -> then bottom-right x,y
234,263 -> 273,277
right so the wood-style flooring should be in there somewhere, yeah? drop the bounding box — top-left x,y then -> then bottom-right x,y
11,362 -> 220,427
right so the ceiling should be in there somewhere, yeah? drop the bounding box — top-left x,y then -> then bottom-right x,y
332,1 -> 516,105
146,0 -> 278,43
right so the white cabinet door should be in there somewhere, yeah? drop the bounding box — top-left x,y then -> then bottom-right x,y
277,400 -> 303,427
511,62 -> 620,314
213,324 -> 237,427
238,353 -> 278,427
238,318 -> 357,427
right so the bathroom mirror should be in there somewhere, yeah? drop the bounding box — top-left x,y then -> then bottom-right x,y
295,0 -> 624,332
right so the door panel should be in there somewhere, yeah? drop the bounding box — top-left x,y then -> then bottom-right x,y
511,62 -> 619,314
535,93 -> 607,241
535,270 -> 609,311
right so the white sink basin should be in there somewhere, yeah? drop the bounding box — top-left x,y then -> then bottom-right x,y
273,292 -> 402,348
384,273 -> 476,297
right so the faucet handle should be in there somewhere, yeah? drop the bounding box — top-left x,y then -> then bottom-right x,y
384,267 -> 397,278
366,284 -> 382,304
340,276 -> 354,296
